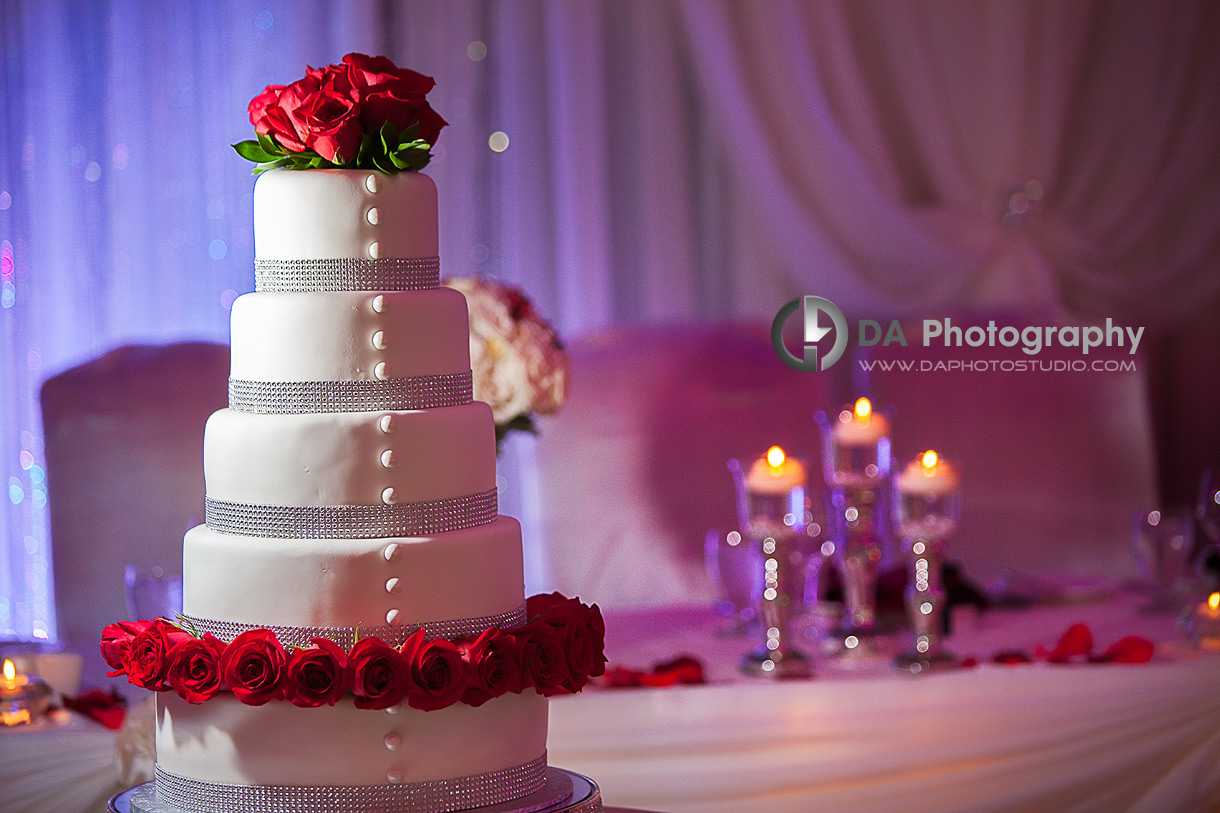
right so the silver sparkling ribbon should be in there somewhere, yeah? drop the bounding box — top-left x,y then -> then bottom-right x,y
154,754 -> 547,813
204,489 -> 498,539
228,372 -> 473,414
254,257 -> 440,293
176,605 -> 528,650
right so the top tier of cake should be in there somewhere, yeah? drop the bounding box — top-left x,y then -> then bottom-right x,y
254,169 -> 438,262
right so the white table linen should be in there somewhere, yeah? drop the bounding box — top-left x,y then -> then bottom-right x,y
549,593 -> 1220,812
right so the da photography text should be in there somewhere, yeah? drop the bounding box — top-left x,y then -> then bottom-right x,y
771,295 -> 1143,373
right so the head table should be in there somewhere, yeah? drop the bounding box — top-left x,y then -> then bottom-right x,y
548,589 -> 1220,813
1,589 -> 1216,813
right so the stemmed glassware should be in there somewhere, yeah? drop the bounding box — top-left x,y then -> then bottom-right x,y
892,451 -> 961,672
728,449 -> 820,678
1131,509 -> 1195,612
705,528 -> 759,635
815,399 -> 891,654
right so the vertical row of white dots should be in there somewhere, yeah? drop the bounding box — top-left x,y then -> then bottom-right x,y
366,173 -> 382,260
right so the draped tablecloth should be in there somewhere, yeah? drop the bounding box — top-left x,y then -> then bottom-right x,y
548,592 -> 1220,812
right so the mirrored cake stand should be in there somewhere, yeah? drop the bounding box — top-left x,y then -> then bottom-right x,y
109,767 -> 602,813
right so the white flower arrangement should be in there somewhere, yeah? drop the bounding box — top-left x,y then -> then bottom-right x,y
443,277 -> 568,444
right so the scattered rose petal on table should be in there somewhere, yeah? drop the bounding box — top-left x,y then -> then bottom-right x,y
1089,635 -> 1154,664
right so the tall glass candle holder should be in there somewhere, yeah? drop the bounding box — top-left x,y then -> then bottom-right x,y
815,398 -> 891,653
728,447 -> 815,679
893,451 -> 962,672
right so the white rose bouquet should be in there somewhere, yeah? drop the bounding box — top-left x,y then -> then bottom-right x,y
443,277 -> 568,445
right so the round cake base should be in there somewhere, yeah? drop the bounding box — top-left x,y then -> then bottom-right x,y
109,768 -> 602,813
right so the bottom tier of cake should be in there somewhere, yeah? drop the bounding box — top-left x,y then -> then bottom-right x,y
155,691 -> 548,812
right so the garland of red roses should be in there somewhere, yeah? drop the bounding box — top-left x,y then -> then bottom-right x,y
100,594 -> 605,712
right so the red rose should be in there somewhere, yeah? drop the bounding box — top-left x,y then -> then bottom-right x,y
279,74 -> 363,164
284,638 -> 349,708
166,634 -> 226,704
526,594 -> 607,690
514,620 -> 570,696
220,629 -> 286,705
100,619 -> 153,677
127,619 -> 192,691
343,53 -> 435,97
350,636 -> 409,710
405,633 -> 469,712
342,53 -> 447,145
460,628 -> 523,708
248,84 -> 307,153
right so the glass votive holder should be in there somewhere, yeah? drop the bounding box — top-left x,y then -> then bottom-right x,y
1184,592 -> 1220,651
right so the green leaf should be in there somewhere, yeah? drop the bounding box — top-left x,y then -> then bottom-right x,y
252,156 -> 291,174
388,150 -> 409,170
256,133 -> 284,156
400,121 -> 420,142
379,121 -> 397,157
232,140 -> 279,163
371,152 -> 395,174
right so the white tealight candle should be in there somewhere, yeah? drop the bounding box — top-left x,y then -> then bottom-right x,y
898,450 -> 960,496
832,397 -> 891,445
745,446 -> 807,495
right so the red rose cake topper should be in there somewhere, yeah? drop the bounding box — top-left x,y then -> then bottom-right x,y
232,53 -> 448,174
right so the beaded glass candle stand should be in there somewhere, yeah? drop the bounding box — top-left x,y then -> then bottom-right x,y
815,402 -> 892,655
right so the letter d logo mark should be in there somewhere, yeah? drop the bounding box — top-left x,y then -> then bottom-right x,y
772,296 -> 848,372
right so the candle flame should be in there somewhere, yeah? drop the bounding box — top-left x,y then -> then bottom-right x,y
767,446 -> 786,468
2,660 -> 13,682
1210,593 -> 1220,612
854,397 -> 872,419
921,450 -> 939,471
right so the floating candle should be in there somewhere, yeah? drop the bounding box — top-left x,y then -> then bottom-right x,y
832,397 -> 891,445
898,450 -> 961,496
745,446 -> 807,495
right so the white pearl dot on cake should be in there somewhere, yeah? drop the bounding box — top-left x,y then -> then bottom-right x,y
380,449 -> 398,468
381,487 -> 398,505
385,577 -> 403,595
384,732 -> 403,751
379,414 -> 395,434
372,330 -> 387,350
386,764 -> 406,784
385,608 -> 402,626
383,543 -> 400,562
385,704 -> 400,715
365,174 -> 380,193
366,207 -> 380,225
371,295 -> 385,313
368,241 -> 382,259
375,361 -> 388,380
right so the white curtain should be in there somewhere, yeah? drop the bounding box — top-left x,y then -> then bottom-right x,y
3,0 -> 1219,640
680,0 -> 1220,321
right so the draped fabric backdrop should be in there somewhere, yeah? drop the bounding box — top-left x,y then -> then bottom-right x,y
2,0 -> 1219,641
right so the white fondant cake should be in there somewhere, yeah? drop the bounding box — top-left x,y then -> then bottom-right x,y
155,169 -> 549,812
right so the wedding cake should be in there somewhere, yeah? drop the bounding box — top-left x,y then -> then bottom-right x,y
101,55 -> 603,813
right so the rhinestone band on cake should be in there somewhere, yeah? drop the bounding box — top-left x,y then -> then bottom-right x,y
204,489 -> 498,539
176,605 -> 528,650
228,372 -> 474,414
254,256 -> 440,292
153,754 -> 548,813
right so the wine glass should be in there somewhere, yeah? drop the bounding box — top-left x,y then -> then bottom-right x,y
124,565 -> 184,620
705,528 -> 759,635
1131,509 -> 1194,612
